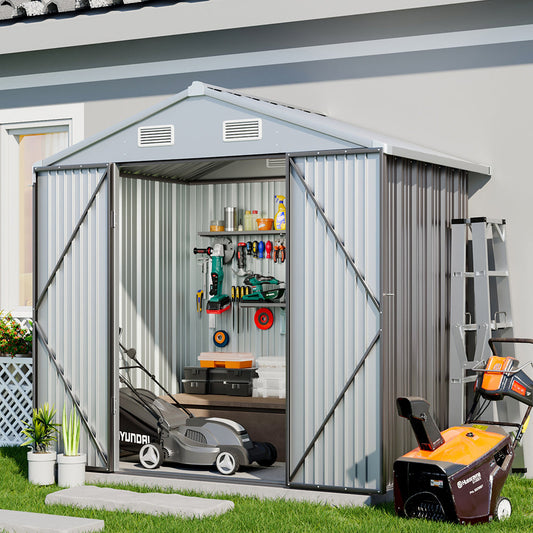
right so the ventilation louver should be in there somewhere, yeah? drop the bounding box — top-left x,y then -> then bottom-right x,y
266,158 -> 285,169
223,119 -> 262,142
138,125 -> 174,147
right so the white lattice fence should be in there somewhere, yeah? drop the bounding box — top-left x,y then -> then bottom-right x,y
0,357 -> 32,445
0,315 -> 33,446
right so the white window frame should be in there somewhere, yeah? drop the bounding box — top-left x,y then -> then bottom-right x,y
0,104 -> 84,316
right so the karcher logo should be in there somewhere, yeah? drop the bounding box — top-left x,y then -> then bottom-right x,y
457,472 -> 481,489
120,431 -> 150,445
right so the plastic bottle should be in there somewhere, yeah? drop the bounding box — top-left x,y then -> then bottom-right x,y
274,195 -> 286,230
244,210 -> 254,231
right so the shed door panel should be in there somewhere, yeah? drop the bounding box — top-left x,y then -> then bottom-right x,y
35,166 -> 112,469
288,152 -> 381,492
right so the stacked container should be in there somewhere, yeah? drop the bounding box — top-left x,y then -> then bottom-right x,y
253,356 -> 286,398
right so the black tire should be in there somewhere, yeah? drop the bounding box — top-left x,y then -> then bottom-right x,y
495,497 -> 512,521
215,450 -> 240,475
257,442 -> 278,467
139,443 -> 164,469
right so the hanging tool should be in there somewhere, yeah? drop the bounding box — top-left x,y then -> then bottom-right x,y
273,239 -> 286,263
258,241 -> 265,259
246,241 -> 253,255
240,286 -> 245,333
265,240 -> 273,259
242,274 -> 285,302
233,242 -> 250,278
206,244 -> 231,314
252,241 -> 259,258
197,290 -> 203,314
231,286 -> 236,330
193,247 -> 213,256
254,308 -> 274,330
213,329 -> 230,348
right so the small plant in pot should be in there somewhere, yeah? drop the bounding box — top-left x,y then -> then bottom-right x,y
0,312 -> 32,357
57,405 -> 86,488
21,403 -> 60,485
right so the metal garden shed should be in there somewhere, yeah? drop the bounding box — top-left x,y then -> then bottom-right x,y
33,81 -> 489,493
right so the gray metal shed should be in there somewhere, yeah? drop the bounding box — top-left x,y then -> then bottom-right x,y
33,81 -> 489,493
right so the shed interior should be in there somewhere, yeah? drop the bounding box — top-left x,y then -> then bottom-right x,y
117,155 -> 289,481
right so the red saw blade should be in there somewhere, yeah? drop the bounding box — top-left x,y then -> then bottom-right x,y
254,308 -> 274,330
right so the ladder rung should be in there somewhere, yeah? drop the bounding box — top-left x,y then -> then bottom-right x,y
492,320 -> 513,330
460,270 -> 509,278
459,321 -> 512,331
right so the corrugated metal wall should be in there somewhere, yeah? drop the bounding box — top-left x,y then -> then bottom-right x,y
288,151 -> 381,492
381,156 -> 467,486
35,166 -> 111,469
118,176 -> 286,393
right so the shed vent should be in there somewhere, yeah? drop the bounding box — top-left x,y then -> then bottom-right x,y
138,125 -> 174,147
223,119 -> 262,142
266,158 -> 285,169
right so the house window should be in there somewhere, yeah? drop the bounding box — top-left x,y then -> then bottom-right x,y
0,105 -> 84,315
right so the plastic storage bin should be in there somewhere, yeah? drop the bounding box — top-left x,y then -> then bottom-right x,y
198,352 -> 254,369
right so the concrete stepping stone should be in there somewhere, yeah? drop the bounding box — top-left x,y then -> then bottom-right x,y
0,509 -> 104,532
45,485 -> 234,518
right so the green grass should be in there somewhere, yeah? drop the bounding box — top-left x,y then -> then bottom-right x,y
2,446 -> 533,532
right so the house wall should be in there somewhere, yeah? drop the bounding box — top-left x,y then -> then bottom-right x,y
2,0 -> 533,478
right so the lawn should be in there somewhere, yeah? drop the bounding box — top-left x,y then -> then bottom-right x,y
1,446 -> 533,532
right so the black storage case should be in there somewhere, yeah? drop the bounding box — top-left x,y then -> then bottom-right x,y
182,367 -> 209,394
208,367 -> 258,397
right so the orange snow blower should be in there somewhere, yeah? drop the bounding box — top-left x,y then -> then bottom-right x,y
394,338 -> 533,524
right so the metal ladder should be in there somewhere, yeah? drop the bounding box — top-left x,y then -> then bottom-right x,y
449,217 -> 513,426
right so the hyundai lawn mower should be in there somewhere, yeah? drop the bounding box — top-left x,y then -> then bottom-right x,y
118,337 -> 277,475
394,338 -> 533,524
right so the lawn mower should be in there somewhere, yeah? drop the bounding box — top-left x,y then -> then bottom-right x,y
118,336 -> 277,475
394,338 -> 533,524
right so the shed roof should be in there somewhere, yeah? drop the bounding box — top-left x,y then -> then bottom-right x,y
42,81 -> 490,177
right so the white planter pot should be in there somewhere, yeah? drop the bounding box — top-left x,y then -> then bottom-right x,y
57,453 -> 86,488
27,451 -> 56,485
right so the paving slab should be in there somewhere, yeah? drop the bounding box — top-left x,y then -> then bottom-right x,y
0,509 -> 104,533
45,485 -> 234,518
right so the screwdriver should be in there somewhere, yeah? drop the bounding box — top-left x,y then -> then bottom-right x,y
231,286 -> 236,330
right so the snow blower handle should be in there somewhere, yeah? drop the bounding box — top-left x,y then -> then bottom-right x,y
397,397 -> 445,452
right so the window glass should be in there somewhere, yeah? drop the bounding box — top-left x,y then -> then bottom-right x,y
15,131 -> 69,307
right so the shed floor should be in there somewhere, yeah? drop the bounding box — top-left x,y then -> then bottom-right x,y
118,458 -> 286,485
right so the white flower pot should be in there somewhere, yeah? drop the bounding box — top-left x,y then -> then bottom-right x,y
27,451 -> 56,485
57,453 -> 86,488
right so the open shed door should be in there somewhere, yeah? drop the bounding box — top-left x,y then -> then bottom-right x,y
288,150 -> 382,493
34,165 -> 116,470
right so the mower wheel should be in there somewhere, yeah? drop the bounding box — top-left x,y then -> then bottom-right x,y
215,450 -> 240,475
257,442 -> 277,467
495,497 -> 512,521
139,443 -> 164,469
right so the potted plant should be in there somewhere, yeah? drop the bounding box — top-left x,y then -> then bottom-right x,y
57,405 -> 86,487
21,403 -> 60,485
0,312 -> 32,357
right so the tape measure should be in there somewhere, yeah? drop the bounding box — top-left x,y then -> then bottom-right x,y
213,329 -> 230,347
254,308 -> 274,330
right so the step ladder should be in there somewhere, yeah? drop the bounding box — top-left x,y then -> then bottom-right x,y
449,217 -> 513,426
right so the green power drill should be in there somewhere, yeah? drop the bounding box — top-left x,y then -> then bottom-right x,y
206,244 -> 231,314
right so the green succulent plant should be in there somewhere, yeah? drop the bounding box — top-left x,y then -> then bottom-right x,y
62,405 -> 81,456
21,403 -> 60,453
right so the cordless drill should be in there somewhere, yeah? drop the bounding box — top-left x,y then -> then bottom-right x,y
206,244 -> 231,314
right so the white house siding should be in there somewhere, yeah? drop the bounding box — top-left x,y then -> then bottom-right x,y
2,0 -> 533,476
